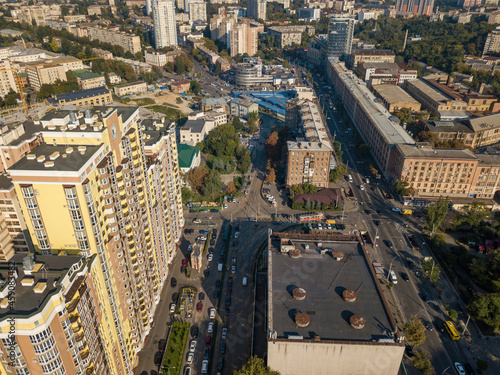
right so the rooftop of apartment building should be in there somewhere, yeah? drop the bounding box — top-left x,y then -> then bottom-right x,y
359,62 -> 408,71
267,25 -> 309,33
0,173 -> 13,190
0,254 -> 85,319
465,113 -> 500,132
352,49 -> 395,56
9,143 -> 102,172
330,58 -> 414,145
269,233 -> 396,341
202,97 -> 228,107
47,86 -> 110,104
0,120 -> 41,147
372,84 -> 420,104
421,120 -> 475,134
406,79 -> 461,103
115,81 -> 146,88
231,97 -> 255,107
396,143 -> 477,160
141,117 -> 174,147
72,71 -> 104,80
476,153 -> 500,167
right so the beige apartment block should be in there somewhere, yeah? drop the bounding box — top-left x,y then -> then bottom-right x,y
0,60 -> 17,97
350,49 -> 395,69
0,120 -> 43,173
73,71 -> 106,90
371,84 -> 421,113
113,81 -> 148,96
230,18 -> 264,57
267,25 -> 315,48
87,26 -> 142,54
25,63 -> 67,90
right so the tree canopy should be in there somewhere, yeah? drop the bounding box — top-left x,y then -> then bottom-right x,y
232,356 -> 279,375
425,196 -> 450,236
204,123 -> 240,157
404,316 -> 427,347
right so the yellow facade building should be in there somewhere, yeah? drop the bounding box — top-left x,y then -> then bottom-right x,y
2,106 -> 184,374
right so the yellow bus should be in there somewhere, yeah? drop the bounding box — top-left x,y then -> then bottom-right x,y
444,321 -> 460,340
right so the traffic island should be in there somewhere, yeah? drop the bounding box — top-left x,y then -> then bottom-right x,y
162,321 -> 190,375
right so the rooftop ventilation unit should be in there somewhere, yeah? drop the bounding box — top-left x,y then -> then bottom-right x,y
350,315 -> 366,329
343,289 -> 357,302
292,287 -> 306,301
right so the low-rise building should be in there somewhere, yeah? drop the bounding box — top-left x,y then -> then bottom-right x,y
171,80 -> 191,94
201,97 -> 228,112
356,62 -> 418,84
267,231 -> 404,375
113,81 -> 148,96
230,98 -> 259,118
371,84 -> 421,113
107,72 -> 122,85
47,86 -> 112,107
419,120 -> 476,147
144,49 -> 180,67
350,49 -> 396,69
64,14 -> 87,23
0,120 -> 43,173
177,143 -> 201,172
178,109 -> 227,146
285,99 -> 333,188
93,48 -> 113,60
267,25 -> 315,48
87,26 -> 142,54
197,45 -> 221,66
114,56 -> 152,74
73,71 -> 106,90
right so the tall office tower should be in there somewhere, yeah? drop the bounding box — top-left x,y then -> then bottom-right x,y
189,0 -> 207,22
248,0 -> 266,21
152,0 -> 178,48
395,0 -> 435,16
327,14 -> 355,59
4,107 -> 184,374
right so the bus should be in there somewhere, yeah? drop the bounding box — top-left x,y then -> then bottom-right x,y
444,321 -> 460,340
298,213 -> 324,222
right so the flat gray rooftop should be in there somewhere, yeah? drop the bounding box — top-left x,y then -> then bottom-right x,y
373,84 -> 420,105
270,239 -> 395,342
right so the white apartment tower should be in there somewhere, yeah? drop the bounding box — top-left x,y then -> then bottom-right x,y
248,0 -> 266,21
152,0 -> 178,48
189,0 -> 207,22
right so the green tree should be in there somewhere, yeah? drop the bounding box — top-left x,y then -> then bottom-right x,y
289,183 -> 318,197
304,198 -> 311,210
49,39 -> 59,53
396,108 -> 413,125
181,187 -> 194,203
333,140 -> 343,161
412,350 -> 435,375
404,316 -> 427,347
266,168 -> 276,183
190,80 -> 201,95
329,165 -> 347,182
232,356 -> 279,375
204,123 -> 239,157
448,309 -> 458,320
477,359 -> 489,372
394,179 -> 410,196
232,117 -> 242,133
425,196 -> 450,236
187,166 -> 209,193
422,258 -> 441,284
463,202 -> 490,228
468,293 -> 500,330
214,61 -> 221,76
247,111 -> 260,134
202,170 -> 224,198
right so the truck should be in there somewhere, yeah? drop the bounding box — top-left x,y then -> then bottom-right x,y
401,209 -> 413,215
406,234 -> 420,250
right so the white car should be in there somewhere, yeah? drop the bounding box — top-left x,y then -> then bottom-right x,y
193,218 -> 201,224
187,352 -> 194,364
223,203 -> 228,209
189,340 -> 197,352
208,322 -> 214,333
317,223 -> 323,230
454,362 -> 465,375
359,185 -> 365,191
222,328 -> 228,340
392,207 -> 401,212
207,254 -> 213,262
169,303 -> 176,314
209,307 -> 216,320
231,266 -> 236,274
327,224 -> 332,230
188,244 -> 193,251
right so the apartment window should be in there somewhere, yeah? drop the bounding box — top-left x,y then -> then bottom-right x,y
25,198 -> 37,209
21,186 -> 34,198
64,187 -> 77,199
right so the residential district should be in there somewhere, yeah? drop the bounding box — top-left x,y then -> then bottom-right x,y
1,0 -> 500,375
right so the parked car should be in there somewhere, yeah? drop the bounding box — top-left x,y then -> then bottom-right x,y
405,346 -> 414,357
228,277 -> 233,287
231,266 -> 236,274
454,362 -> 466,375
183,366 -> 192,375
172,293 -> 179,303
208,322 -> 214,333
204,347 -> 209,360
189,340 -> 197,352
210,209 -> 219,213
400,272 -> 409,281
205,337 -> 211,346
197,302 -> 203,312
158,339 -> 166,352
154,352 -> 162,366
200,230 -> 208,235
182,259 -> 188,267
234,231 -> 239,239
214,290 -> 219,299
170,278 -> 177,288
209,307 -> 216,319
217,357 -> 224,371
207,254 -> 213,262
220,341 -> 226,354
187,352 -> 194,364
384,240 -> 394,249
222,328 -> 228,340
201,360 -> 208,374
191,326 -> 198,338
169,303 -> 176,314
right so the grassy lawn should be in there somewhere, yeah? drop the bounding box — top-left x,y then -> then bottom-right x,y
133,98 -> 156,106
162,322 -> 190,375
205,154 -> 235,174
146,105 -> 184,120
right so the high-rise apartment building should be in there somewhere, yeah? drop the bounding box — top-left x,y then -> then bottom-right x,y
152,0 -> 178,48
0,60 -> 17,97
483,27 -> 500,55
188,0 -> 207,22
327,14 -> 355,59
3,106 -> 183,374
395,0 -> 435,16
87,26 -> 142,54
248,0 -> 266,21
230,18 -> 264,57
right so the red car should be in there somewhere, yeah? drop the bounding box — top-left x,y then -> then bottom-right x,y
206,336 -> 211,346
182,259 -> 188,267
197,302 -> 203,312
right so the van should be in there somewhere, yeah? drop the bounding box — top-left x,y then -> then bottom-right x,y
348,175 -> 353,182
218,263 -> 223,272
389,270 -> 398,284
242,277 -> 248,286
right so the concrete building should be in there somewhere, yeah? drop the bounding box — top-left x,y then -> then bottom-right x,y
13,5 -> 61,26
171,80 -> 191,94
152,0 -> 178,48
87,26 -> 142,54
93,48 -> 114,60
267,26 -> 315,48
0,120 -> 43,173
0,175 -> 31,260
267,231 -> 404,375
0,60 -> 17,97
178,109 -> 227,145
248,0 -> 266,21
47,86 -> 112,107
327,58 -> 415,176
404,79 -> 498,116
356,62 -> 418,84
64,14 -> 87,23
372,84 -> 422,113
73,71 -> 106,90
145,49 -> 180,67
358,10 -> 378,21
108,72 -> 122,85
395,0 -> 435,16
189,0 -> 207,22
5,106 -> 183,374
327,14 -> 355,59
230,97 -> 259,118
307,34 -> 328,67
285,99 -> 333,188
487,10 -> 500,24
177,143 -> 201,172
113,81 -> 148,96
483,26 -> 500,55
350,49 -> 396,69
230,18 -> 264,57
24,63 -> 67,91
233,57 -> 295,86
299,7 -> 321,22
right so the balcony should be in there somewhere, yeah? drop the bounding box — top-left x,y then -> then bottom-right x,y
69,313 -> 80,323
74,331 -> 85,342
